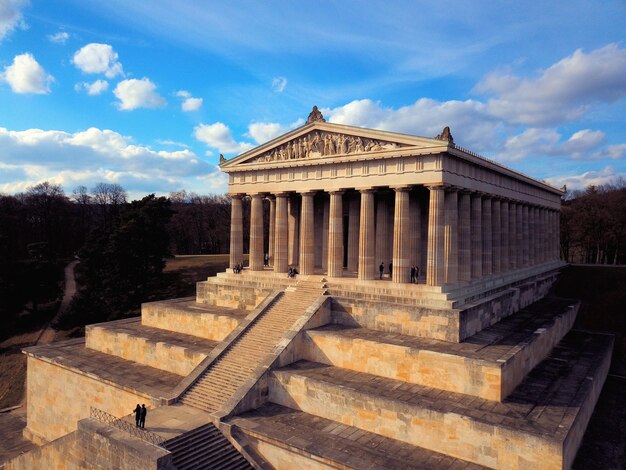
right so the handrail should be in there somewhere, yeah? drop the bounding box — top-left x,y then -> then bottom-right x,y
89,407 -> 165,448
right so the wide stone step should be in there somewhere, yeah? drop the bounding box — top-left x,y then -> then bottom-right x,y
269,330 -> 613,470
305,296 -> 579,400
85,318 -> 218,376
229,403 -> 486,469
141,297 -> 246,341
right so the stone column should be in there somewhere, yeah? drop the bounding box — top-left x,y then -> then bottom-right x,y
522,205 -> 530,267
327,191 -> 344,277
501,200 -> 509,272
347,194 -> 360,272
556,209 -> 561,260
322,196 -> 329,271
375,195 -> 388,270
529,206 -> 536,266
492,199 -> 501,274
274,193 -> 288,273
268,196 -> 275,266
299,192 -> 316,275
229,194 -> 243,269
509,201 -> 517,270
358,189 -> 375,280
288,196 -> 300,267
458,191 -> 471,282
471,193 -> 483,279
427,185 -> 445,286
482,197 -> 492,277
541,208 -> 547,263
249,194 -> 264,271
392,187 -> 411,283
444,189 -> 459,284
515,203 -> 524,269
410,191 -> 421,272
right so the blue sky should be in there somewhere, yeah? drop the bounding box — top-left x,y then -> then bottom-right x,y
1,0 -> 626,199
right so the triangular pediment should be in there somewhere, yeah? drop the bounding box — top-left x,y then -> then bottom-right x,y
220,121 -> 447,169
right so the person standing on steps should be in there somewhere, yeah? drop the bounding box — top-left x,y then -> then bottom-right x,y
133,404 -> 141,427
139,404 -> 147,429
389,262 -> 393,278
410,265 -> 416,284
379,262 -> 384,280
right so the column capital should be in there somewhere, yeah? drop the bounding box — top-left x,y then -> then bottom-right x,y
328,190 -> 344,195
273,192 -> 290,198
249,192 -> 265,199
424,183 -> 446,191
229,193 -> 245,200
356,187 -> 376,193
297,190 -> 317,196
391,185 -> 412,193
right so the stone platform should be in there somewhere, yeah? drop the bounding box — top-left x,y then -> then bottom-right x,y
10,266 -> 613,470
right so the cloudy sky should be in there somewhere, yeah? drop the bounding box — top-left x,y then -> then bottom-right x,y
1,0 -> 626,199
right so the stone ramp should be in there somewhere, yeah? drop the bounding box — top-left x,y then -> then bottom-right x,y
180,280 -> 324,414
269,330 -> 614,469
229,403 -> 487,469
305,296 -> 579,400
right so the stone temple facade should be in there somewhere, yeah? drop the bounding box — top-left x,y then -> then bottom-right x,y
7,109 -> 613,470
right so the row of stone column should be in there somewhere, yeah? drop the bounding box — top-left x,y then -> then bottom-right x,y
229,188 -> 560,286
432,187 -> 561,285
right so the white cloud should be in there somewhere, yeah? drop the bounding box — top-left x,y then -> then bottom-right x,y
272,76 -> 287,93
248,122 -> 284,144
72,43 -> 124,78
324,98 -> 495,151
194,122 -> 254,154
546,166 -> 626,191
47,31 -> 69,44
0,0 -> 27,42
75,79 -> 109,95
157,139 -> 189,149
591,143 -> 626,161
497,128 -> 561,161
0,126 -> 224,196
1,53 -> 53,94
475,44 -> 626,126
113,78 -> 166,111
175,90 -> 202,111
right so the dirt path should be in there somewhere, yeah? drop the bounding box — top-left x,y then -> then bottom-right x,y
35,259 -> 78,346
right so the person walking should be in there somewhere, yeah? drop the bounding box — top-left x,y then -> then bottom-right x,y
379,262 -> 384,280
388,262 -> 393,277
410,265 -> 416,284
415,265 -> 420,283
139,404 -> 147,429
133,404 -> 141,427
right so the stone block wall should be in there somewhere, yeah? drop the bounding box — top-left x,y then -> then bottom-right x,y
141,301 -> 241,341
25,356 -> 156,443
196,281 -> 271,311
86,321 -> 207,376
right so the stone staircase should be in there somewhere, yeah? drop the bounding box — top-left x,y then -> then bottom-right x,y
180,279 -> 323,413
164,423 -> 252,470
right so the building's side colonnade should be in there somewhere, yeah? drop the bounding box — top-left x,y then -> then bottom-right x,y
228,185 -> 561,288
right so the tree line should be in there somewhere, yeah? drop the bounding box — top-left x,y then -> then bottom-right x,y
0,182 -> 237,332
560,179 -> 626,265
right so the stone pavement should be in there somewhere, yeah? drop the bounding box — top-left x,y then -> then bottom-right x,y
25,339 -> 183,397
0,407 -> 36,466
117,403 -> 213,443
230,403 -> 487,469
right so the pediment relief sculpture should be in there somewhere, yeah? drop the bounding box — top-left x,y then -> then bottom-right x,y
246,131 -> 410,164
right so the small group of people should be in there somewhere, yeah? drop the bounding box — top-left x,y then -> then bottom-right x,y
287,266 -> 299,278
378,261 -> 420,283
133,404 -> 147,429
232,263 -> 243,274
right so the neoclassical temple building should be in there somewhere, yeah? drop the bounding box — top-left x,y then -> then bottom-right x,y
224,109 -> 563,293
8,108 -> 612,470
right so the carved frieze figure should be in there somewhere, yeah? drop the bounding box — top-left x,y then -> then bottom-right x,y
246,130 -> 407,164
435,126 -> 454,143
306,105 -> 326,124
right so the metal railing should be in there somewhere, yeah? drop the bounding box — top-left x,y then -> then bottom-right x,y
89,407 -> 166,448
